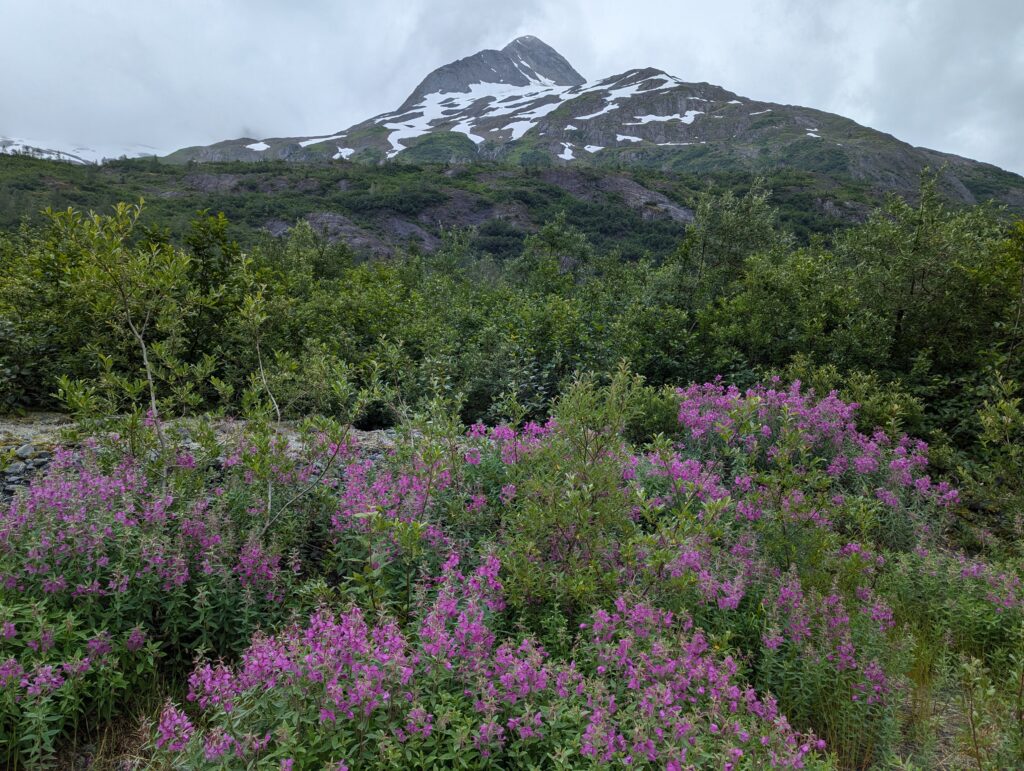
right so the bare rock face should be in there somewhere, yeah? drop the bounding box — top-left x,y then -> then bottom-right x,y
185,173 -> 239,193
400,35 -> 585,111
501,36 -> 586,87
262,219 -> 291,238
305,212 -> 392,256
380,216 -> 440,251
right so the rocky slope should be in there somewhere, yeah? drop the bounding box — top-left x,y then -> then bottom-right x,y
164,36 -> 1024,209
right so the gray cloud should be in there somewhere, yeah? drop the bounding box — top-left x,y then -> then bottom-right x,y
1,0 -> 1022,174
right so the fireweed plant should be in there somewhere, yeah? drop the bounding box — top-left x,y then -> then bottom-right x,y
2,372 -> 1022,767
0,413 -> 363,766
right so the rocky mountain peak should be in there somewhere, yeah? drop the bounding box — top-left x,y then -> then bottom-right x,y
399,35 -> 584,111
500,36 -> 585,87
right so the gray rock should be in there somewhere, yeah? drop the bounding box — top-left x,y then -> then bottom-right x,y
503,36 -> 586,87
4,461 -> 26,475
305,212 -> 392,256
184,173 -> 240,193
262,219 -> 291,238
380,216 -> 440,251
15,443 -> 35,459
400,35 -> 584,111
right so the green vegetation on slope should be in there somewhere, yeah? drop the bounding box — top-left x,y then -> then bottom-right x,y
0,154 -> 916,252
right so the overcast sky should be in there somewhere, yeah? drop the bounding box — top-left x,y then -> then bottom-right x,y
2,0 -> 1023,173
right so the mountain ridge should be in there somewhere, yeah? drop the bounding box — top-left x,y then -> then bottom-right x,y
156,36 -> 1024,209
5,36 -> 1024,210
0,136 -> 164,165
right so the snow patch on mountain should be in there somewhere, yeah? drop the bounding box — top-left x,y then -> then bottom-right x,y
625,110 -> 704,125
1,138 -> 90,164
502,120 -> 535,140
0,136 -> 165,164
452,120 -> 486,144
368,63 -> 697,158
299,133 -> 347,148
575,103 -> 620,120
378,80 -> 570,155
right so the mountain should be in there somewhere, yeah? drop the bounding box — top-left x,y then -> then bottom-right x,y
0,136 -> 165,165
398,35 -> 585,110
163,36 -> 1024,209
0,137 -> 96,165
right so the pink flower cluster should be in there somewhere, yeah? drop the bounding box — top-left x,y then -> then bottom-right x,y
673,380 -> 952,511
579,596 -> 826,768
156,552 -> 826,768
763,577 -> 893,707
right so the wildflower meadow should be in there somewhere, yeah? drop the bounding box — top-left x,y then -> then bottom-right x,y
1,369 -> 1021,768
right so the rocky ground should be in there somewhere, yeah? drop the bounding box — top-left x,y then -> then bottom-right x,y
0,412 -> 400,500
0,411 -> 71,496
